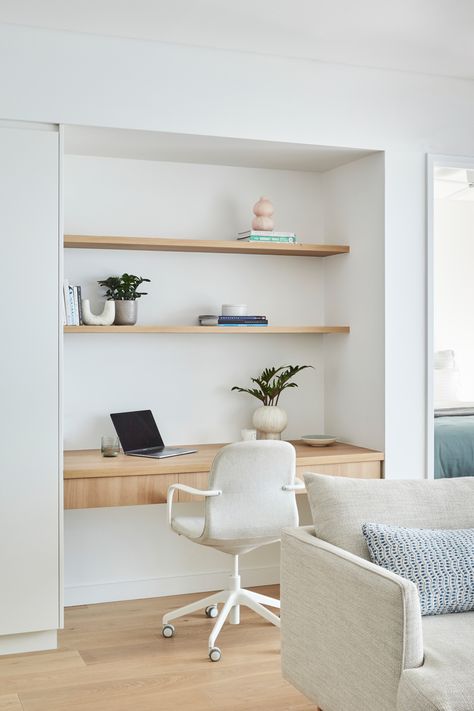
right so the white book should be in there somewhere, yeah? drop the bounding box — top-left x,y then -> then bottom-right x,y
72,286 -> 80,326
63,280 -> 73,325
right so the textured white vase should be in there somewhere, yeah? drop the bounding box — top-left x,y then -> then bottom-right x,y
252,406 -> 288,440
81,299 -> 115,326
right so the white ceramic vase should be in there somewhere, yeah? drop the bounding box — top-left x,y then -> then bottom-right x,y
252,405 -> 288,440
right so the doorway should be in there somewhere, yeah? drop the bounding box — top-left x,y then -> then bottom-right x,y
428,155 -> 474,479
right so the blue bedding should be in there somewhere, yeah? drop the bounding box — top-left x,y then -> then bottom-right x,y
434,415 -> 474,478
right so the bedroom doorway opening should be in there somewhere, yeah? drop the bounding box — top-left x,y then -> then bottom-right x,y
429,157 -> 474,479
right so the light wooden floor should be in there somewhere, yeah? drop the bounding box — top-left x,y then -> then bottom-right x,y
0,585 -> 315,711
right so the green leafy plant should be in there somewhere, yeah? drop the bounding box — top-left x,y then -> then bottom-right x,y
98,273 -> 151,301
232,364 -> 312,406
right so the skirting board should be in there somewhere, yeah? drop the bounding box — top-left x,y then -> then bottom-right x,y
65,565 -> 280,607
0,630 -> 57,656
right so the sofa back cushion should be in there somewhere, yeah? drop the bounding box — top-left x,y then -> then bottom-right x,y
304,473 -> 474,560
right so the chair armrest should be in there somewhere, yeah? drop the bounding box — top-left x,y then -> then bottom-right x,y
282,478 -> 305,491
166,483 -> 221,526
281,526 -> 424,711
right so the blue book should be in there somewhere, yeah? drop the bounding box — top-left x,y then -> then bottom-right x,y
218,315 -> 267,323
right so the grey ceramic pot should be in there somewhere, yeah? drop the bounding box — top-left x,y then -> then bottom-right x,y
114,300 -> 138,325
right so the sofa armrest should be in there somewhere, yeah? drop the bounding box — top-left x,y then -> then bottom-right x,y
281,526 -> 424,711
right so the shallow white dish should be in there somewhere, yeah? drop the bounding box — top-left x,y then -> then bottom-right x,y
301,434 -> 337,447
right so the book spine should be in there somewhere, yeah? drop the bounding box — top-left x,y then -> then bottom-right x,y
248,235 -> 296,243
63,281 -> 73,325
76,286 -> 83,325
218,323 -> 268,327
72,286 -> 79,326
238,231 -> 296,239
218,315 -> 267,322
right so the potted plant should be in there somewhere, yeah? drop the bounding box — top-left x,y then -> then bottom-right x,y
232,364 -> 312,439
98,273 -> 151,325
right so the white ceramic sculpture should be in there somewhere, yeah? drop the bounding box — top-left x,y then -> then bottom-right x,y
82,299 -> 115,326
252,196 -> 274,231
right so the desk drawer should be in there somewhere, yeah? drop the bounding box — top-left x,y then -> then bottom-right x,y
296,461 -> 382,482
64,474 -> 176,509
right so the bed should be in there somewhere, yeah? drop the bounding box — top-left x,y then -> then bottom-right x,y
433,350 -> 474,478
434,405 -> 474,478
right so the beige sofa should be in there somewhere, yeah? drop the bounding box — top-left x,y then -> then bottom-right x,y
281,474 -> 474,711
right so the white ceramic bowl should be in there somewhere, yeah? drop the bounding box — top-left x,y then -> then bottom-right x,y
222,304 -> 247,316
301,434 -> 337,447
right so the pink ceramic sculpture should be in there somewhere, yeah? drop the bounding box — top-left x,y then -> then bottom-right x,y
252,196 -> 274,231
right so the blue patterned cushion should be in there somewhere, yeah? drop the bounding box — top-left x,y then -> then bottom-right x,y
362,523 -> 474,616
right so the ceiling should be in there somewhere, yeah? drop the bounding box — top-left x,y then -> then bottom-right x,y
64,125 -> 375,172
1,0 -> 474,80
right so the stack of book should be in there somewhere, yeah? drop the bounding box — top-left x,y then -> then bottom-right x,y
237,230 -> 297,243
218,315 -> 268,327
198,314 -> 269,327
63,280 -> 83,325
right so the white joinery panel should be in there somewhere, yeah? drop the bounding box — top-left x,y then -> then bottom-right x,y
0,123 -> 60,636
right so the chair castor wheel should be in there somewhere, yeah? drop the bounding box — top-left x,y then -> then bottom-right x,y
205,605 -> 218,618
162,623 -> 175,638
209,646 -> 221,662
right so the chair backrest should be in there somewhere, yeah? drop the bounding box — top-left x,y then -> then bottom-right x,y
304,472 -> 474,560
202,440 -> 298,542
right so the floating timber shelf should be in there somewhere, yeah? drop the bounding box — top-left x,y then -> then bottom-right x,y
64,325 -> 350,334
64,235 -> 350,258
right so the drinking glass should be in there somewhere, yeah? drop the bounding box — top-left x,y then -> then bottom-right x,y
101,435 -> 120,457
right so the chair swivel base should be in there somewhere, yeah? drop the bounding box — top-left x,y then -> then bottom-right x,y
161,573 -> 280,661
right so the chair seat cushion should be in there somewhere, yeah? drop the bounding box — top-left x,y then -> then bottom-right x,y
171,516 -> 205,539
398,611 -> 474,710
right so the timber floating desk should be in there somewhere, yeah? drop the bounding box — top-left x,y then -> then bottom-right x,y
64,441 -> 384,509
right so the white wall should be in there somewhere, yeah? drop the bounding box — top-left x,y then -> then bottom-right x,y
323,153 -> 385,450
64,155 -> 325,446
63,154 -> 323,603
3,21 -> 474,613
434,198 -> 474,398
2,23 -> 468,481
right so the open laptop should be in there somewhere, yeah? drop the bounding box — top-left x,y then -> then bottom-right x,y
110,410 -> 197,459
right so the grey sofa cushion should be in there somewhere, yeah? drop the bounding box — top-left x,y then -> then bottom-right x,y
362,523 -> 474,615
303,473 -> 474,560
398,611 -> 474,711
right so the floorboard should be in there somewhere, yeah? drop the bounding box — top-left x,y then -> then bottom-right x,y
0,586 -> 314,711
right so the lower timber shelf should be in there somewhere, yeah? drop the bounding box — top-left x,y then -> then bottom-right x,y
63,325 -> 350,334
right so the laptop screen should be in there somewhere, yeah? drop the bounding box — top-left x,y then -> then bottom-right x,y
110,410 -> 165,452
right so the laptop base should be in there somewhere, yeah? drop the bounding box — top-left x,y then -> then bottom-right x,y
126,447 -> 197,459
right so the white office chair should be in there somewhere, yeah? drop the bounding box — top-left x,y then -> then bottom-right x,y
161,440 -> 303,661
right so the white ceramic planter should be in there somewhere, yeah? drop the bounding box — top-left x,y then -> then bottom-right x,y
252,405 -> 288,440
